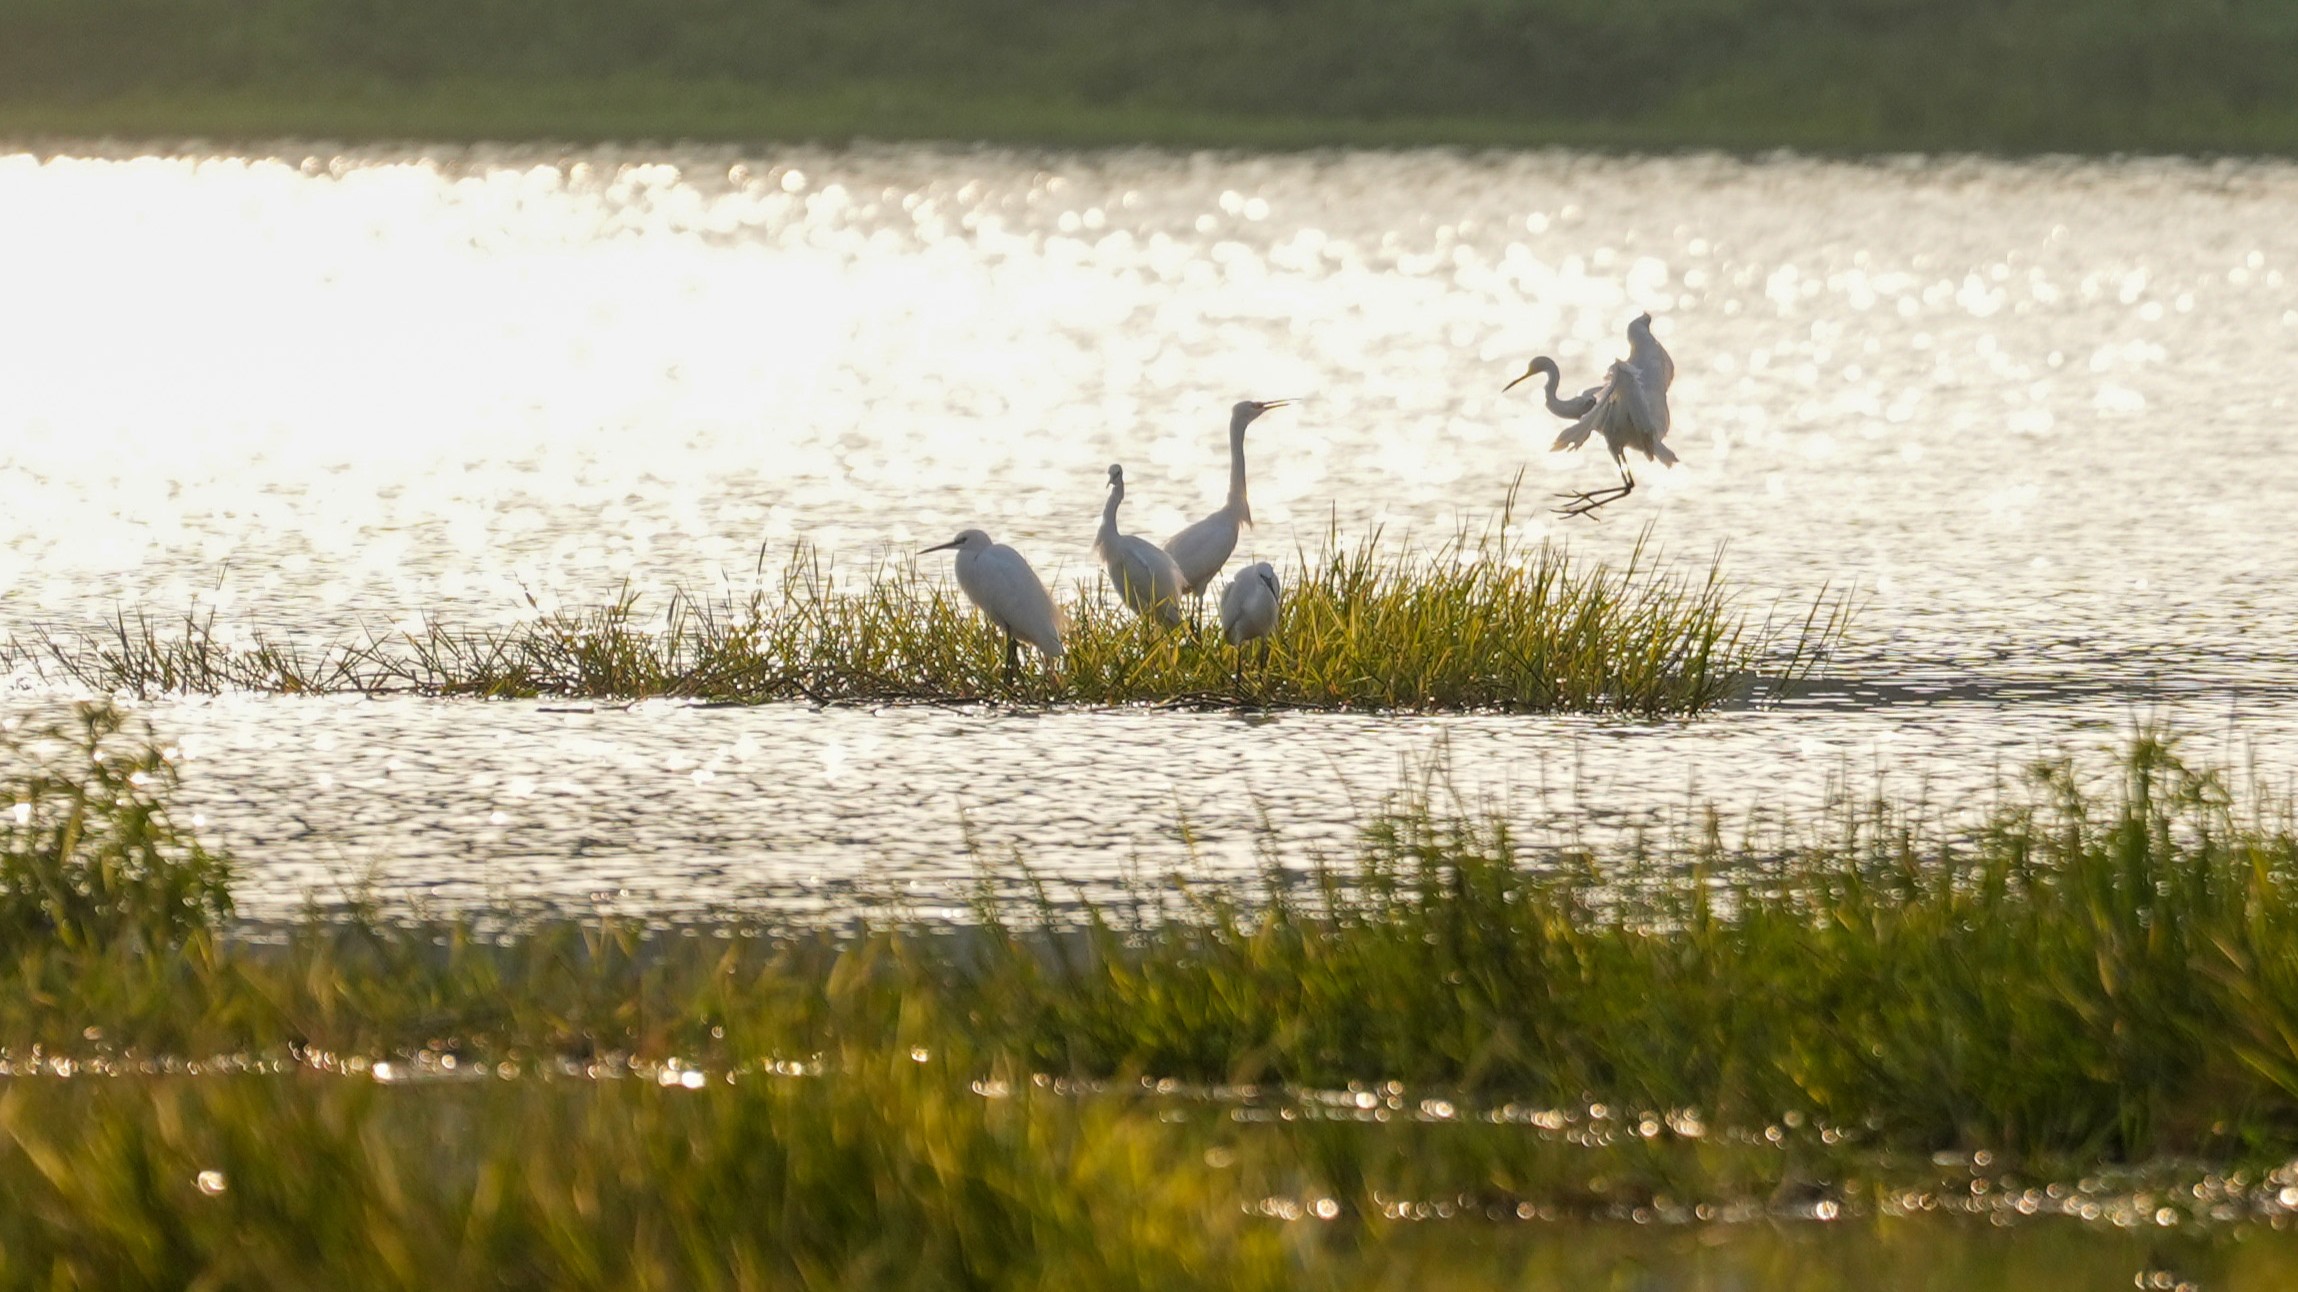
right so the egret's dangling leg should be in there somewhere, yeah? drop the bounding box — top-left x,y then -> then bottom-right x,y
1002,631 -> 1021,684
1555,464 -> 1636,520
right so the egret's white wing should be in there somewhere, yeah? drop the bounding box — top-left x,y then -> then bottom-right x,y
960,544 -> 1065,658
1613,361 -> 1670,446
1626,317 -> 1675,392
1107,535 -> 1186,626
1163,510 -> 1241,592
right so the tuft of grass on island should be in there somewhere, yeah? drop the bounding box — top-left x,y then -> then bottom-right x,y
12,704 -> 2298,1282
5,0 -> 2298,155
14,532 -> 1850,715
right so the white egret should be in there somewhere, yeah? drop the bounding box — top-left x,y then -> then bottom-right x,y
1503,356 -> 1600,418
919,528 -> 1065,681
1163,399 -> 1290,598
1095,464 -> 1186,626
1519,312 -> 1677,519
1218,561 -> 1282,684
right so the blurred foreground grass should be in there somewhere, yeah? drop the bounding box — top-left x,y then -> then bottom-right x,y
12,702 -> 2298,1281
5,0 -> 2298,153
14,533 -> 1845,716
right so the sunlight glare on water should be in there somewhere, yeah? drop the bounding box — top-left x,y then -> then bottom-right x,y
1,142 -> 2295,912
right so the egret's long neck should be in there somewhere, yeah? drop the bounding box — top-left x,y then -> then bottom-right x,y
1226,413 -> 1252,523
1541,365 -> 1564,407
1099,481 -> 1122,544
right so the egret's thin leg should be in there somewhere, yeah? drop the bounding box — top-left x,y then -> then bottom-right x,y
1002,632 -> 1019,684
1553,465 -> 1638,519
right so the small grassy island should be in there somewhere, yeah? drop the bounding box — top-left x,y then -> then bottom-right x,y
16,537 -> 1846,716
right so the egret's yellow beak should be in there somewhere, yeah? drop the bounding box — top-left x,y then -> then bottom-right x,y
1502,366 -> 1535,393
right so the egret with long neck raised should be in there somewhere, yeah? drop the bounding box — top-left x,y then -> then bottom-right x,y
1164,399 -> 1289,599
919,528 -> 1065,682
1096,464 -> 1186,626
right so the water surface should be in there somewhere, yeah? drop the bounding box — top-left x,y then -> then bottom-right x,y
2,142 -> 2294,913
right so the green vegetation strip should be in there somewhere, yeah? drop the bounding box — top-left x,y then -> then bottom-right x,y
16,536 -> 1845,714
6,1 -> 2298,153
9,704 -> 2298,1282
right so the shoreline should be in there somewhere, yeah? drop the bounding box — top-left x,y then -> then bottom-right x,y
9,81 -> 2298,159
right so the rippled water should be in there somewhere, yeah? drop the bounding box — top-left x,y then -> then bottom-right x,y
3,142 -> 2295,913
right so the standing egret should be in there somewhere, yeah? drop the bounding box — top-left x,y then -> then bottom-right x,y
1503,356 -> 1600,418
1218,561 -> 1281,685
1095,464 -> 1186,626
1521,313 -> 1677,519
919,529 -> 1065,681
1164,399 -> 1290,599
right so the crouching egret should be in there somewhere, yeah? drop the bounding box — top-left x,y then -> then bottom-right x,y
1096,464 -> 1186,626
1510,312 -> 1678,519
919,529 -> 1065,681
1164,399 -> 1290,600
1218,561 -> 1281,685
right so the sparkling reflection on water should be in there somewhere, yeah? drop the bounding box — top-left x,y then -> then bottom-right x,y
1,142 -> 2294,914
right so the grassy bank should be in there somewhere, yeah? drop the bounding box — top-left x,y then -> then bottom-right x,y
5,1 -> 2298,154
15,704 -> 2298,1280
15,535 -> 1846,715
13,704 -> 2298,1141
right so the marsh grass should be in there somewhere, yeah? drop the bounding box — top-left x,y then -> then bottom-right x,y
8,704 -> 2298,1160
16,707 -> 2298,1282
17,530 -> 1848,715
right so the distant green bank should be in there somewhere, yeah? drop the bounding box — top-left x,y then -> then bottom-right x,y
5,0 -> 2298,153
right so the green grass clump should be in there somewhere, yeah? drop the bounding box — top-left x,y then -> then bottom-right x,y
0,703 -> 231,953
986,734 -> 2298,1159
19,531 -> 1845,715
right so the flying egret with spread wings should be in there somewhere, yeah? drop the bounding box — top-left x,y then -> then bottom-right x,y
919,529 -> 1065,681
1164,399 -> 1290,599
1096,464 -> 1186,626
1508,312 -> 1677,519
1218,561 -> 1281,685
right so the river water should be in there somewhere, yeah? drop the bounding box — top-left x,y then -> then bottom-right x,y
2,142 -> 2294,916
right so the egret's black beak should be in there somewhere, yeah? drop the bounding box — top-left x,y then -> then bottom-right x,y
919,538 -> 963,554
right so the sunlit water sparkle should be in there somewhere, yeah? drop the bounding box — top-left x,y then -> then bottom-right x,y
2,142 -> 2294,915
